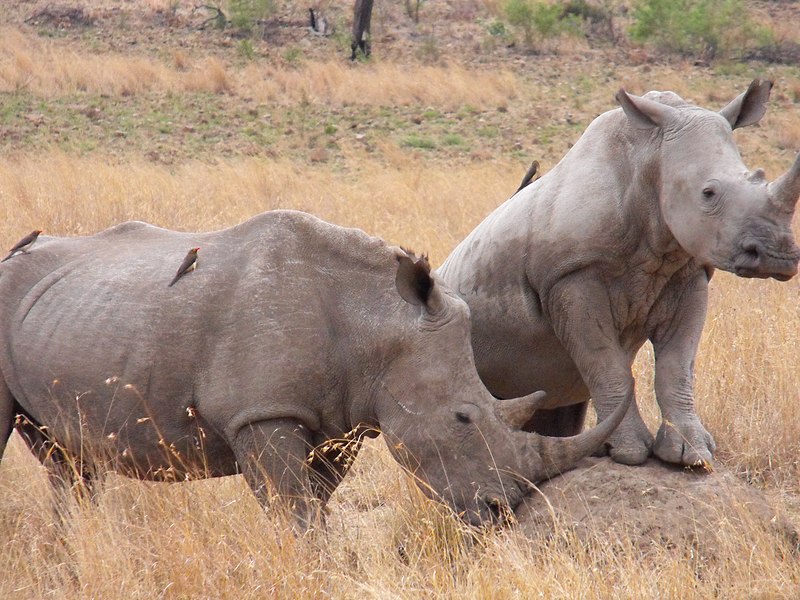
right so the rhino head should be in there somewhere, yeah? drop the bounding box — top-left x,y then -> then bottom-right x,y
372,252 -> 629,525
616,79 -> 800,280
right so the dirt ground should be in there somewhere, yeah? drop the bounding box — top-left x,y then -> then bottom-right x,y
518,457 -> 798,556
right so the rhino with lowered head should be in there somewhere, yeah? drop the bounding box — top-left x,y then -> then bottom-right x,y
0,210 -> 628,530
439,80 -> 800,468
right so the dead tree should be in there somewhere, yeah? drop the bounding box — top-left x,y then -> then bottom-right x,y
351,0 -> 374,60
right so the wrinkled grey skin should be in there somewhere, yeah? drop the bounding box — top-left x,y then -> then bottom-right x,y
439,80 -> 800,468
0,210 -> 628,530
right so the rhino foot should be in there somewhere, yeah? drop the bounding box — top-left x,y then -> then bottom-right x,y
592,419 -> 654,466
654,418 -> 716,466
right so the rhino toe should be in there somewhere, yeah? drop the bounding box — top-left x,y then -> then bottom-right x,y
593,428 -> 653,465
654,419 -> 715,466
597,413 -> 654,466
609,441 -> 652,466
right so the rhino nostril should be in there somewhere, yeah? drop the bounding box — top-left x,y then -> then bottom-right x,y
742,241 -> 760,261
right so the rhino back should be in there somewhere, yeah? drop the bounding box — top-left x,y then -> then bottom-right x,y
442,110 -> 644,292
0,211 -> 395,465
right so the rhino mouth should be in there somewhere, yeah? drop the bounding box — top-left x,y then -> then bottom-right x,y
456,483 -> 526,527
463,493 -> 517,527
733,241 -> 799,281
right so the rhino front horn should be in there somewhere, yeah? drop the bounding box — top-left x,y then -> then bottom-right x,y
523,390 -> 632,482
768,151 -> 800,211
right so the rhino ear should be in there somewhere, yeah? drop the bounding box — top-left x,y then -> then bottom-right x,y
719,78 -> 772,130
395,251 -> 434,307
616,88 -> 679,130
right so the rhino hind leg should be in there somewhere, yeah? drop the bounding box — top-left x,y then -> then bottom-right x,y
524,402 -> 589,437
0,379 -> 13,463
231,418 -> 324,532
14,408 -> 96,504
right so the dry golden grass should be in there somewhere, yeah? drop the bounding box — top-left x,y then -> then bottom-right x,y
0,27 -> 518,109
1,149 -> 799,598
2,11 -> 800,592
0,152 -> 523,260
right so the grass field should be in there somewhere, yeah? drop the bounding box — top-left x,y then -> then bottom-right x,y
1,1 -> 800,598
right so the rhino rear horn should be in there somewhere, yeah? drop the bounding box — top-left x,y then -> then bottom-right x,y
495,390 -> 548,429
525,390 -> 632,482
719,78 -> 772,130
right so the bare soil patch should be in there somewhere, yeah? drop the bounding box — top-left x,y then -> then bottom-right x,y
518,457 -> 798,556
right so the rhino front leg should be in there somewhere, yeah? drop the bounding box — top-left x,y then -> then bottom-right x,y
307,433 -> 365,505
550,278 -> 653,465
231,418 -> 323,532
652,271 -> 715,466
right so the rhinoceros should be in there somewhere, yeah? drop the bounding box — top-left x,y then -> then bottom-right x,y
439,80 -> 800,468
0,210 -> 628,530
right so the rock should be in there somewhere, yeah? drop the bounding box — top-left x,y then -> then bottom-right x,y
516,457 -> 797,555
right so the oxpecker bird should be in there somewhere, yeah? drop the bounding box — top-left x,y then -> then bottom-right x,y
2,230 -> 42,262
168,247 -> 200,287
516,160 -> 540,193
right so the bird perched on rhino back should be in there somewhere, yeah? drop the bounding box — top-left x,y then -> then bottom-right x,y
168,247 -> 199,287
2,230 -> 42,262
516,160 -> 540,193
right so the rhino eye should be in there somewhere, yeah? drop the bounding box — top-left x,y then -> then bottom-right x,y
702,187 -> 715,199
455,411 -> 472,424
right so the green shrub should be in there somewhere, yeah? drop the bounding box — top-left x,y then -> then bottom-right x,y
228,0 -> 274,35
486,19 -> 509,38
402,135 -> 437,150
283,47 -> 303,67
442,133 -> 465,146
503,0 -> 581,49
629,0 -> 757,59
238,39 -> 255,60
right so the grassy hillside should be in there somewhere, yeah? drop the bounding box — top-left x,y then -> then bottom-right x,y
1,1 -> 799,597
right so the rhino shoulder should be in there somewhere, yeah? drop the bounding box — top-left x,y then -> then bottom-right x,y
232,210 -> 392,265
94,220 -> 169,240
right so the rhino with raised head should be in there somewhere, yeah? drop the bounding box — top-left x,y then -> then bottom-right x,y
0,210 -> 628,530
439,80 -> 800,468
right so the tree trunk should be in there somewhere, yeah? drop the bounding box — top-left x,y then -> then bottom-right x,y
351,0 -> 374,60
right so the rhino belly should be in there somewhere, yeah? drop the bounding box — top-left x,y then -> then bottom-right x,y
14,381 -> 239,480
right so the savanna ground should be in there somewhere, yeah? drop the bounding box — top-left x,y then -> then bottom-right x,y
1,0 -> 799,597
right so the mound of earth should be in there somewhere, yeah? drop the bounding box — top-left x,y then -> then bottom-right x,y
516,457 -> 798,554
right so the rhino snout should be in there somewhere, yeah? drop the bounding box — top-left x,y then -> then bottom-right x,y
734,239 -> 800,281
